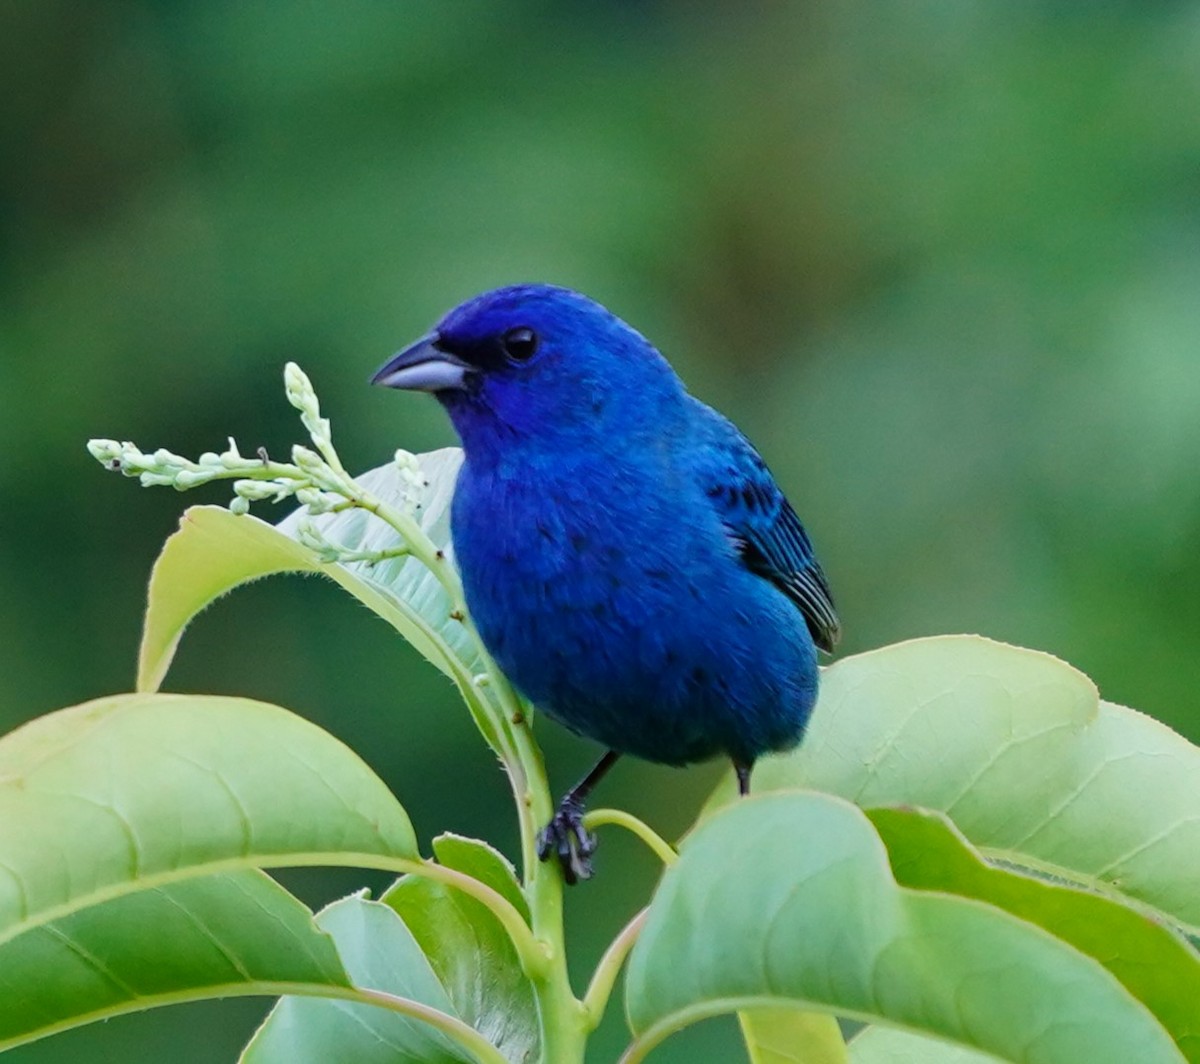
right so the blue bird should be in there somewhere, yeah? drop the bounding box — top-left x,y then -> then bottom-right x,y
372,285 -> 839,882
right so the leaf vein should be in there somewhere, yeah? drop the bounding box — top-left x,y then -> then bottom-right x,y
43,923 -> 141,999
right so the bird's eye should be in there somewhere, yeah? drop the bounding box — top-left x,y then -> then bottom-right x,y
501,326 -> 538,363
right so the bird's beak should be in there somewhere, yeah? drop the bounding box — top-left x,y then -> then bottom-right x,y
370,335 -> 473,393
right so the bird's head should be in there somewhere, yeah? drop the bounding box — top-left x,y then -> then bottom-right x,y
372,284 -> 684,454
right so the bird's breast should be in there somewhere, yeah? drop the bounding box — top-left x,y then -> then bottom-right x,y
452,455 -> 692,621
448,454 -> 818,765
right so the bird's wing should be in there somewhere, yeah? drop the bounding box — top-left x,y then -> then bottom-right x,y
690,401 -> 841,653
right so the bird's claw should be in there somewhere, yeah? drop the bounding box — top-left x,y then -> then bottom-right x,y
537,799 -> 597,885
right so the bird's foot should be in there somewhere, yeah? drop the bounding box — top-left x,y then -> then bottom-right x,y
537,798 -> 597,886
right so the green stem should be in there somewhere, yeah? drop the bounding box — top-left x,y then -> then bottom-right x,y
328,448 -> 596,1060
584,809 -> 678,867
105,383 -> 594,1062
227,460 -> 304,482
483,664 -> 544,881
582,908 -> 647,1030
0,980 -> 511,1064
483,665 -> 589,1062
344,485 -> 541,867
345,479 -> 587,1061
0,853 -> 539,963
348,486 -> 466,608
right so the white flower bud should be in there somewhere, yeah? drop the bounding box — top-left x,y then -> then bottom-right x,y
220,437 -> 244,468
296,487 -> 336,514
284,362 -> 320,418
87,439 -> 122,464
291,445 -> 327,476
295,518 -> 342,562
121,450 -> 155,472
173,469 -> 208,489
229,496 -> 251,515
234,479 -> 285,502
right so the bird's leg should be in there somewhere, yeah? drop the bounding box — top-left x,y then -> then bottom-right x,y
537,750 -> 621,885
734,759 -> 754,797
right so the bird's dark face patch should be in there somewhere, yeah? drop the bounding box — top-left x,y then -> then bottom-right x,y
431,284 -> 585,376
429,327 -> 510,376
393,283 -> 687,457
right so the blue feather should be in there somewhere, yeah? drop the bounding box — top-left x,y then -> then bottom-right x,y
688,398 -> 840,653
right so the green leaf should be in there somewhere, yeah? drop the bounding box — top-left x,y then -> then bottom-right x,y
138,448 -> 477,693
729,636 -> 1200,935
383,835 -> 538,1063
0,870 -> 350,1051
868,806 -> 1200,1061
848,1027 -> 998,1063
738,1008 -> 848,1064
243,895 -> 477,1064
625,792 -> 1183,1064
0,692 -> 417,952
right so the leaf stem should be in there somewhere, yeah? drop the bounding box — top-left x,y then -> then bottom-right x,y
339,484 -> 544,871
344,485 -> 465,610
298,453 -> 585,1055
582,908 -> 647,1030
0,980 -> 511,1064
0,850 -> 549,993
96,368 -> 590,1061
481,665 -> 589,1061
584,809 -> 678,868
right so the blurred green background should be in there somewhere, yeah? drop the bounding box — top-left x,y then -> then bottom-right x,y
2,1 -> 1199,1060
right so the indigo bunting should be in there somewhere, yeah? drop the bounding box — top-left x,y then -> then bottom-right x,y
373,285 -> 838,882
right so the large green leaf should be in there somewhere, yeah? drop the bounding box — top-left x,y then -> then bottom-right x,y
867,806 -> 1200,1060
625,792 -> 1183,1064
383,834 -> 538,1064
729,636 -> 1200,935
0,870 -> 350,1051
243,895 -> 478,1064
0,692 -> 417,952
138,448 -> 478,693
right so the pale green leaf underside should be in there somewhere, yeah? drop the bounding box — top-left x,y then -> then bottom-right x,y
138,448 -> 475,693
0,870 -> 349,1051
243,895 -> 473,1064
739,1008 -> 848,1064
868,806 -> 1200,1060
627,792 -> 1183,1064
0,693 -> 417,952
743,636 -> 1200,935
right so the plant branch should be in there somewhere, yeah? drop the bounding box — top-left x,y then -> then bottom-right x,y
90,362 -> 588,1060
